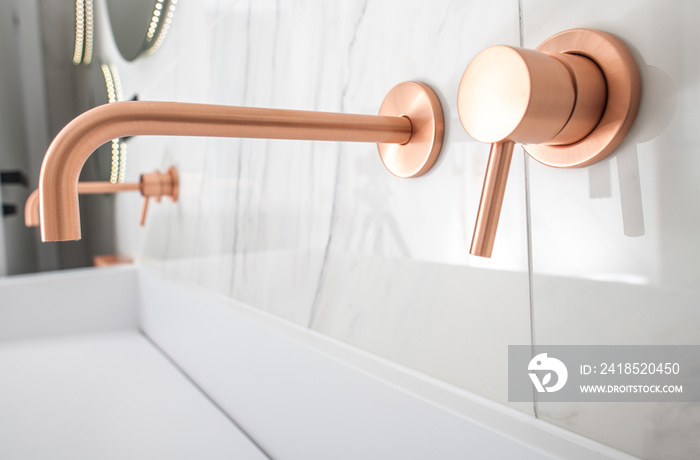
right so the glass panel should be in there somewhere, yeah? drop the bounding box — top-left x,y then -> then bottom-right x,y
524,1 -> 700,458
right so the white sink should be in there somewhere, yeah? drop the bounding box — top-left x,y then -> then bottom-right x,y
0,267 -> 634,459
0,267 -> 265,459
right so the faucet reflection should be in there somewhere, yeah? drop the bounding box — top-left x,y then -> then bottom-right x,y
28,167 -> 178,228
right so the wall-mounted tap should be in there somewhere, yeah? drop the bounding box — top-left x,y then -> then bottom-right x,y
38,81 -> 444,242
27,167 -> 178,228
457,29 -> 641,258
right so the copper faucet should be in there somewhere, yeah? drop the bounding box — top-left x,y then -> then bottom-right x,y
27,167 -> 178,228
457,29 -> 641,257
38,81 -> 443,241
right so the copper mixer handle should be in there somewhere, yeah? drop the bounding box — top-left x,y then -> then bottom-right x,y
470,142 -> 514,258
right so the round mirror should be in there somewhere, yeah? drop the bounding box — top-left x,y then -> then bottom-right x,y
106,0 -> 177,61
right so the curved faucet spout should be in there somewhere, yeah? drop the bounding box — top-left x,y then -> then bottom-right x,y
39,81 -> 444,242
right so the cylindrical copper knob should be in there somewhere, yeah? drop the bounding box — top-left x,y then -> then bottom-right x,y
458,45 -> 606,146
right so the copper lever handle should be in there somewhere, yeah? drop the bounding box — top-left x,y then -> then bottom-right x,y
139,197 -> 150,227
39,81 -> 443,242
469,141 -> 514,257
458,28 -> 641,258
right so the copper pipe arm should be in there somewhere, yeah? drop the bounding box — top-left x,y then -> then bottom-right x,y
39,82 -> 443,242
40,102 -> 410,241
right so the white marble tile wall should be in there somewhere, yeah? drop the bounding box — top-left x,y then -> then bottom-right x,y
90,0 -> 700,458
109,0 -> 532,411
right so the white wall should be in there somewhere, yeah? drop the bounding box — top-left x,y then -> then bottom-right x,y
104,1 -> 700,458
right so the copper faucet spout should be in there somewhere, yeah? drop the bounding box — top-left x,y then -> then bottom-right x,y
39,100 -> 415,242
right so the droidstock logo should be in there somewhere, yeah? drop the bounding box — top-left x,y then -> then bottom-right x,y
528,353 -> 568,393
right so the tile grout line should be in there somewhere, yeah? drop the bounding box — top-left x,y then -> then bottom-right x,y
518,0 -> 539,419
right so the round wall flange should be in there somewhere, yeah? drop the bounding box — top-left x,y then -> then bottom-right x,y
377,81 -> 444,178
523,28 -> 641,168
166,166 -> 179,202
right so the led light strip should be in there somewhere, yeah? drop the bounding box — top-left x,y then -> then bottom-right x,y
73,0 -> 93,66
101,63 -> 127,183
143,0 -> 177,56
